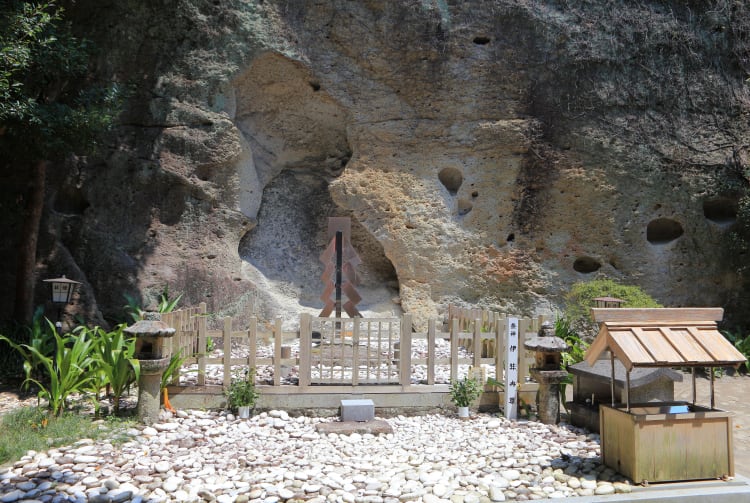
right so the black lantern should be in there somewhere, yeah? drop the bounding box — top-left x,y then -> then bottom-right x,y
43,275 -> 81,304
43,275 -> 81,330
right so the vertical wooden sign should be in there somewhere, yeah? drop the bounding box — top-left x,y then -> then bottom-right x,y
504,317 -> 519,420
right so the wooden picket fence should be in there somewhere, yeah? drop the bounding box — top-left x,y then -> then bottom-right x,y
161,304 -> 545,392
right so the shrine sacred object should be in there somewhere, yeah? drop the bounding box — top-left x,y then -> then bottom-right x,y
319,217 -> 362,318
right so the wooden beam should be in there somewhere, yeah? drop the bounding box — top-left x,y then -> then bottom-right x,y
591,307 -> 724,323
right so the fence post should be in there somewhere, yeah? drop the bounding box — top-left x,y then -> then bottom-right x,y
273,317 -> 282,386
427,318 -> 436,385
197,306 -> 207,386
473,318 -> 482,368
518,318 -> 531,388
450,318 -> 459,382
299,313 -> 312,388
399,314 -> 412,387
248,316 -> 257,373
223,317 -> 232,388
352,318 -> 360,385
495,318 -> 506,383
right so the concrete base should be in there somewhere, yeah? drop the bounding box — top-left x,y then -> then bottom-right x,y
533,475 -> 750,503
166,384 -> 540,416
341,399 -> 375,422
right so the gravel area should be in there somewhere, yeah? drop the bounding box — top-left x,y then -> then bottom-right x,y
0,408 -> 634,503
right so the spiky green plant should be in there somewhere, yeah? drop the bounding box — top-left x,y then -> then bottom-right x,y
86,325 -> 140,414
16,329 -> 98,416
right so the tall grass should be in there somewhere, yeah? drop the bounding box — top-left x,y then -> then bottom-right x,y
0,406 -> 134,467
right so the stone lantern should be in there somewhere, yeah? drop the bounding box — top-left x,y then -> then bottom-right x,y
524,322 -> 569,424
124,312 -> 175,424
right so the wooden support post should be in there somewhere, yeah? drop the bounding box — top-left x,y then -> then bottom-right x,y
427,318 -> 436,385
299,313 -> 312,388
495,319 -> 505,381
691,366 -> 697,405
223,317 -> 232,388
197,306 -> 207,386
274,317 -> 282,387
518,318 -> 531,387
473,318 -> 482,368
352,318 -> 360,385
248,316 -> 257,372
450,318 -> 459,382
400,314 -> 412,387
610,352 -> 616,407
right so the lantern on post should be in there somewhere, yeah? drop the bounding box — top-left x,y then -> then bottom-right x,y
43,275 -> 81,330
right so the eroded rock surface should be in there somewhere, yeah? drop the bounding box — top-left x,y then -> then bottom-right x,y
8,0 -> 749,328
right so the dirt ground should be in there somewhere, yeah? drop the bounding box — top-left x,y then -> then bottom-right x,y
1,371 -> 749,477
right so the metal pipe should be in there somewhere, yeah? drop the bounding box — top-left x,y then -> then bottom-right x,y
710,366 -> 715,410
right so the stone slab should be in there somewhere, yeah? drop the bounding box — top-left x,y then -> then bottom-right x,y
315,419 -> 393,436
341,399 -> 375,422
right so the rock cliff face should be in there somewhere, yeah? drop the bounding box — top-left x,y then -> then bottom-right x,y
9,0 -> 750,328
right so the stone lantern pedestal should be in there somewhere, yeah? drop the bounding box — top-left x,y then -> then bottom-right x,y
124,313 -> 175,424
524,322 -> 569,425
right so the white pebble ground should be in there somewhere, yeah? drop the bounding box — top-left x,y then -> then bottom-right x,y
0,409 -> 633,503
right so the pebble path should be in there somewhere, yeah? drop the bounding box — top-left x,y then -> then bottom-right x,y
1,409 -> 633,503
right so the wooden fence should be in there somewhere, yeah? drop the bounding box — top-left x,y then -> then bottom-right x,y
161,305 -> 546,392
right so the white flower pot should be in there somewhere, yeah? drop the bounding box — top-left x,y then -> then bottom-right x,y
238,406 -> 251,419
458,406 -> 470,419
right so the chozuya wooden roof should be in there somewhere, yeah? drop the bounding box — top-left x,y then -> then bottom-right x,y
584,308 -> 747,371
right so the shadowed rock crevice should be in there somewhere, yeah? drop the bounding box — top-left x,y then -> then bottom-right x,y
647,218 -> 684,244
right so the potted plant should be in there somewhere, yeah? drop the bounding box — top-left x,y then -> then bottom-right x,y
226,368 -> 259,418
449,376 -> 482,418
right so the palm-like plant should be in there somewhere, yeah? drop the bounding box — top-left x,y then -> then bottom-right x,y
20,329 -> 98,416
86,325 -> 140,414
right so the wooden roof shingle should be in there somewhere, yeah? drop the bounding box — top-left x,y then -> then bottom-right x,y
584,308 -> 746,371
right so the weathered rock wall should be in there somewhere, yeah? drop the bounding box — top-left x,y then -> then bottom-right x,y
11,0 -> 749,329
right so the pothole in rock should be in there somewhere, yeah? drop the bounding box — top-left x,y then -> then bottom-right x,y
703,196 -> 738,225
573,256 -> 601,273
647,218 -> 684,244
438,167 -> 463,195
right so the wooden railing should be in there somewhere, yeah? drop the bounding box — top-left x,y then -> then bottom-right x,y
162,306 -> 546,392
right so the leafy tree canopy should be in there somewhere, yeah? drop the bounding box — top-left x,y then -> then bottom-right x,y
564,278 -> 662,340
0,0 -> 121,163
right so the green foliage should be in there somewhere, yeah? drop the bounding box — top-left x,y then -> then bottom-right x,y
122,293 -> 144,323
449,375 -> 482,408
86,325 -> 140,414
0,307 -> 57,383
17,329 -> 97,416
123,287 -> 182,322
0,406 -> 135,466
0,321 -> 141,416
555,316 -> 589,368
156,286 -> 183,314
0,0 -> 123,163
555,316 -> 589,413
160,349 -> 185,391
565,279 -> 662,339
225,368 -> 259,410
722,329 -> 750,373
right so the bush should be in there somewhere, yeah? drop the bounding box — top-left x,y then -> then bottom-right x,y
226,368 -> 259,411
449,376 -> 482,408
565,279 -> 661,340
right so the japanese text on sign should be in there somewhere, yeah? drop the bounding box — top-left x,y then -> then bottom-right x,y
504,317 -> 519,420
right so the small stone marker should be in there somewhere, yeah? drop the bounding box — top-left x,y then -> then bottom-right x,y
340,399 -> 375,422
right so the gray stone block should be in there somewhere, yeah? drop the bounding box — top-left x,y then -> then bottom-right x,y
340,399 -> 374,422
